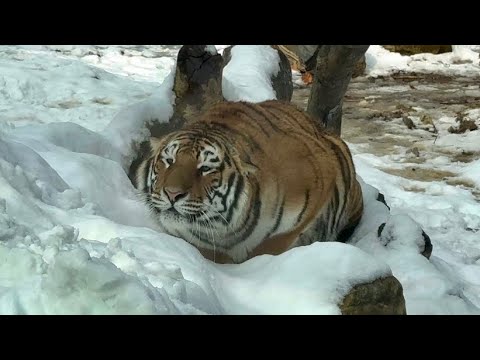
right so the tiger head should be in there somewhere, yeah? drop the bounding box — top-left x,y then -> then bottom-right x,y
145,128 -> 255,239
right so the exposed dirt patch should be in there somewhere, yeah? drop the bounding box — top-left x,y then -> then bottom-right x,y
53,99 -> 82,109
379,167 -> 456,182
291,74 -> 480,199
91,97 -> 113,105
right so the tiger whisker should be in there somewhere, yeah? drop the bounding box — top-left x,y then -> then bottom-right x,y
202,202 -> 240,243
200,210 -> 216,263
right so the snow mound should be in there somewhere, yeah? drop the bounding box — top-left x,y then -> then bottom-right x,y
102,70 -> 176,169
223,45 -> 281,102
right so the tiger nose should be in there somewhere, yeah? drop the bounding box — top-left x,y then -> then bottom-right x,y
164,187 -> 188,203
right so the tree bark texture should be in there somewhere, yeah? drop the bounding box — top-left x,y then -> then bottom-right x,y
307,45 -> 369,135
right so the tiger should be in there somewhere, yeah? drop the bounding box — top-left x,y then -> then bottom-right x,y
133,100 -> 364,264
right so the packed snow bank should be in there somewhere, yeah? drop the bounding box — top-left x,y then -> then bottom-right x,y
102,70 -> 176,169
0,243 -> 183,315
366,45 -> 480,78
223,45 -> 280,102
213,242 -> 391,314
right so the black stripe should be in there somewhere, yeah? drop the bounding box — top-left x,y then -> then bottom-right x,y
329,142 -> 352,223
320,137 -> 352,227
333,185 -> 340,216
262,103 -> 312,135
323,135 -> 352,193
256,104 -> 294,136
321,202 -> 332,241
328,187 -> 341,237
187,229 -> 215,247
265,196 -> 285,239
216,162 -> 225,173
242,102 -> 288,135
226,181 -> 261,249
141,157 -> 152,192
226,175 -> 245,223
219,173 -> 236,211
336,217 -> 362,243
210,122 -> 263,153
234,107 -> 271,137
295,189 -> 310,225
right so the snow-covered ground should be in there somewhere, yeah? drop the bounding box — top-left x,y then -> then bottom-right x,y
1,45 -> 479,314
366,45 -> 480,78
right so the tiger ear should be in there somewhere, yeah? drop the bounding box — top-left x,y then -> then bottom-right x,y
150,137 -> 163,152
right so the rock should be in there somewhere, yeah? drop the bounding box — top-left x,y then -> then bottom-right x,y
377,218 -> 433,260
406,147 -> 420,157
383,45 -> 452,55
448,115 -> 478,134
223,45 -> 293,102
421,231 -> 433,259
340,276 -> 407,315
376,192 -> 390,210
403,116 -> 416,129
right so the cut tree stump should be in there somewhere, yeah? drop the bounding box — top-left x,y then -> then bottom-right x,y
128,45 -> 224,183
307,45 -> 370,135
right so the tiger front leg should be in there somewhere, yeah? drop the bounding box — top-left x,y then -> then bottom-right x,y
247,231 -> 300,260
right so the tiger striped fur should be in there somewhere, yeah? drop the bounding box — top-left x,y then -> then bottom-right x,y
133,100 -> 364,264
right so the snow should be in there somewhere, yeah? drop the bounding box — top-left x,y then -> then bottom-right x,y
0,122 -> 394,314
222,45 -> 280,102
352,155 -> 480,313
292,70 -> 308,88
214,242 -> 391,315
366,45 -> 480,78
205,45 -> 218,55
102,70 -> 176,169
1,45 -> 479,315
460,159 -> 480,188
214,45 -> 230,55
0,46 -> 161,132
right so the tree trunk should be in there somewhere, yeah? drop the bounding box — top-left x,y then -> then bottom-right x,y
307,45 -> 369,135
129,45 -> 224,184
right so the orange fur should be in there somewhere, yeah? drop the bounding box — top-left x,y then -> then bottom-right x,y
135,100 -> 363,264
